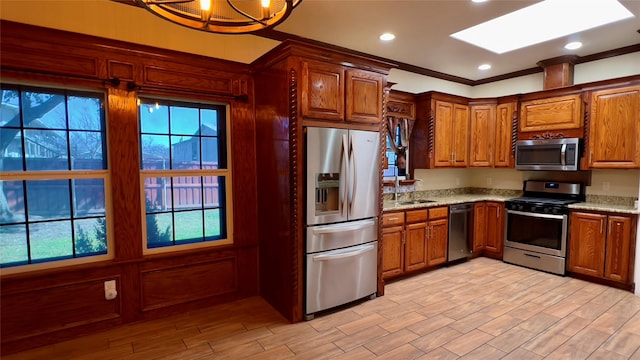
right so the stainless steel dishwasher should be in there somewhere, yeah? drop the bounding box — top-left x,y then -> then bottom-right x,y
448,203 -> 473,261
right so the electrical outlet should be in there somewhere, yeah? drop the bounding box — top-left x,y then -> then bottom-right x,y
603,182 -> 610,191
104,280 -> 117,301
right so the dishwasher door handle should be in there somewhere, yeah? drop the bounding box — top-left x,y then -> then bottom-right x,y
311,244 -> 375,261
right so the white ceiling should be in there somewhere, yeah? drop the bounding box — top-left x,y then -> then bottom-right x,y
271,0 -> 640,83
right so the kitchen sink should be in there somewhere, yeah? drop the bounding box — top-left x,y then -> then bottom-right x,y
398,199 -> 436,205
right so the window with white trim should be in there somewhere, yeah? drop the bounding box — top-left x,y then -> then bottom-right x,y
139,98 -> 231,252
0,84 -> 110,269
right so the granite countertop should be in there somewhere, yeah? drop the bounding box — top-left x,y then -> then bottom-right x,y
383,194 -> 514,212
384,195 -> 640,215
569,202 -> 640,215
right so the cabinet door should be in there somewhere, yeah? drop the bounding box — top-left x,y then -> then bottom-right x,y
604,215 -> 633,283
568,212 -> 606,277
382,225 -> 404,279
434,100 -> 454,167
345,69 -> 383,124
473,202 -> 487,252
485,202 -> 504,258
494,102 -> 515,167
428,218 -> 448,266
519,94 -> 582,133
452,104 -> 470,167
469,104 -> 495,167
587,85 -> 640,169
301,61 -> 344,122
405,222 -> 428,272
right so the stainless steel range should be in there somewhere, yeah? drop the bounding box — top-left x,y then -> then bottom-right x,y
503,180 -> 584,275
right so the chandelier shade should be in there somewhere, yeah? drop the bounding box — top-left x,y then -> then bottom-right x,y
135,0 -> 302,34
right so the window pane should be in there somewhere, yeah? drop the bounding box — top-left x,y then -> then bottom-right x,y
68,96 -> 102,130
203,176 -> 221,209
174,210 -> 203,243
73,179 -> 106,217
201,137 -> 219,168
140,103 -> 169,134
74,217 -> 107,256
0,88 -> 20,126
144,177 -> 172,212
29,220 -> 72,261
23,92 -> 66,130
24,129 -> 68,171
0,128 -> 24,171
201,109 -> 218,136
0,224 -> 28,266
1,180 -> 25,224
27,179 -> 70,221
170,107 -> 199,136
141,134 -> 170,169
70,130 -> 105,169
204,209 -> 221,238
171,135 -> 200,169
172,176 -> 202,210
146,213 -> 172,248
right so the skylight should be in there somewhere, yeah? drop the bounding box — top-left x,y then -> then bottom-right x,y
451,0 -> 634,54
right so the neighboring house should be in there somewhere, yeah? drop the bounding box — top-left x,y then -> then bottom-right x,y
172,124 -> 218,163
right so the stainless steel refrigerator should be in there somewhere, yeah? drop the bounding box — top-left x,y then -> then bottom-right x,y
305,127 -> 379,319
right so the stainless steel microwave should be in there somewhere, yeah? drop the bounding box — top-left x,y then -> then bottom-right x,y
515,138 -> 580,171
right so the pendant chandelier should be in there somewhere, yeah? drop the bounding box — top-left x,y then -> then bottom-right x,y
135,0 -> 302,34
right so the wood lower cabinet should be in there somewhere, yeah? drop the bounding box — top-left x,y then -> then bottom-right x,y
382,206 -> 448,279
585,85 -> 640,169
473,201 -> 505,259
568,211 -> 636,284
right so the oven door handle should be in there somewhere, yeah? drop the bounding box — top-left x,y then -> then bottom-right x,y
506,209 -> 566,220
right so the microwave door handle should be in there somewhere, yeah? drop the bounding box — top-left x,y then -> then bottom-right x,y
560,143 -> 567,166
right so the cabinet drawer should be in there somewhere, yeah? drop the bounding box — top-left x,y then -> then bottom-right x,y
429,207 -> 448,220
405,209 -> 428,223
383,212 -> 405,227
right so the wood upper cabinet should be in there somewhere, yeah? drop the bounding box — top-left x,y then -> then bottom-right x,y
346,69 -> 383,124
473,201 -> 504,259
568,211 -> 636,283
469,103 -> 496,167
585,85 -> 640,169
301,60 -> 383,124
494,101 -> 516,167
434,100 -> 469,167
519,94 -> 583,136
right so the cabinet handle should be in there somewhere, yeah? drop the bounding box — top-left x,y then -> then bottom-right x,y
403,230 -> 406,244
600,219 -> 604,234
497,207 -> 500,218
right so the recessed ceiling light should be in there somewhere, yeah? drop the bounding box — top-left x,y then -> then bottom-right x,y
379,33 -> 396,41
478,64 -> 491,70
564,41 -> 583,50
472,0 -> 489,3
451,0 -> 634,54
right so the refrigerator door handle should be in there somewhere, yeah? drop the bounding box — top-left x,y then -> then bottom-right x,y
348,134 -> 357,216
311,244 -> 375,261
311,219 -> 376,235
340,134 -> 348,217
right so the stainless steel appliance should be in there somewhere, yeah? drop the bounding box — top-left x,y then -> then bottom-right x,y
504,180 -> 584,275
448,203 -> 473,262
515,138 -> 580,171
305,127 -> 379,319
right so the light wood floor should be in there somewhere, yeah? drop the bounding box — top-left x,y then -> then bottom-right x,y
5,257 -> 640,359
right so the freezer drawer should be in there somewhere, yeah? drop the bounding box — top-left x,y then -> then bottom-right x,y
306,242 -> 377,315
306,218 -> 378,253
